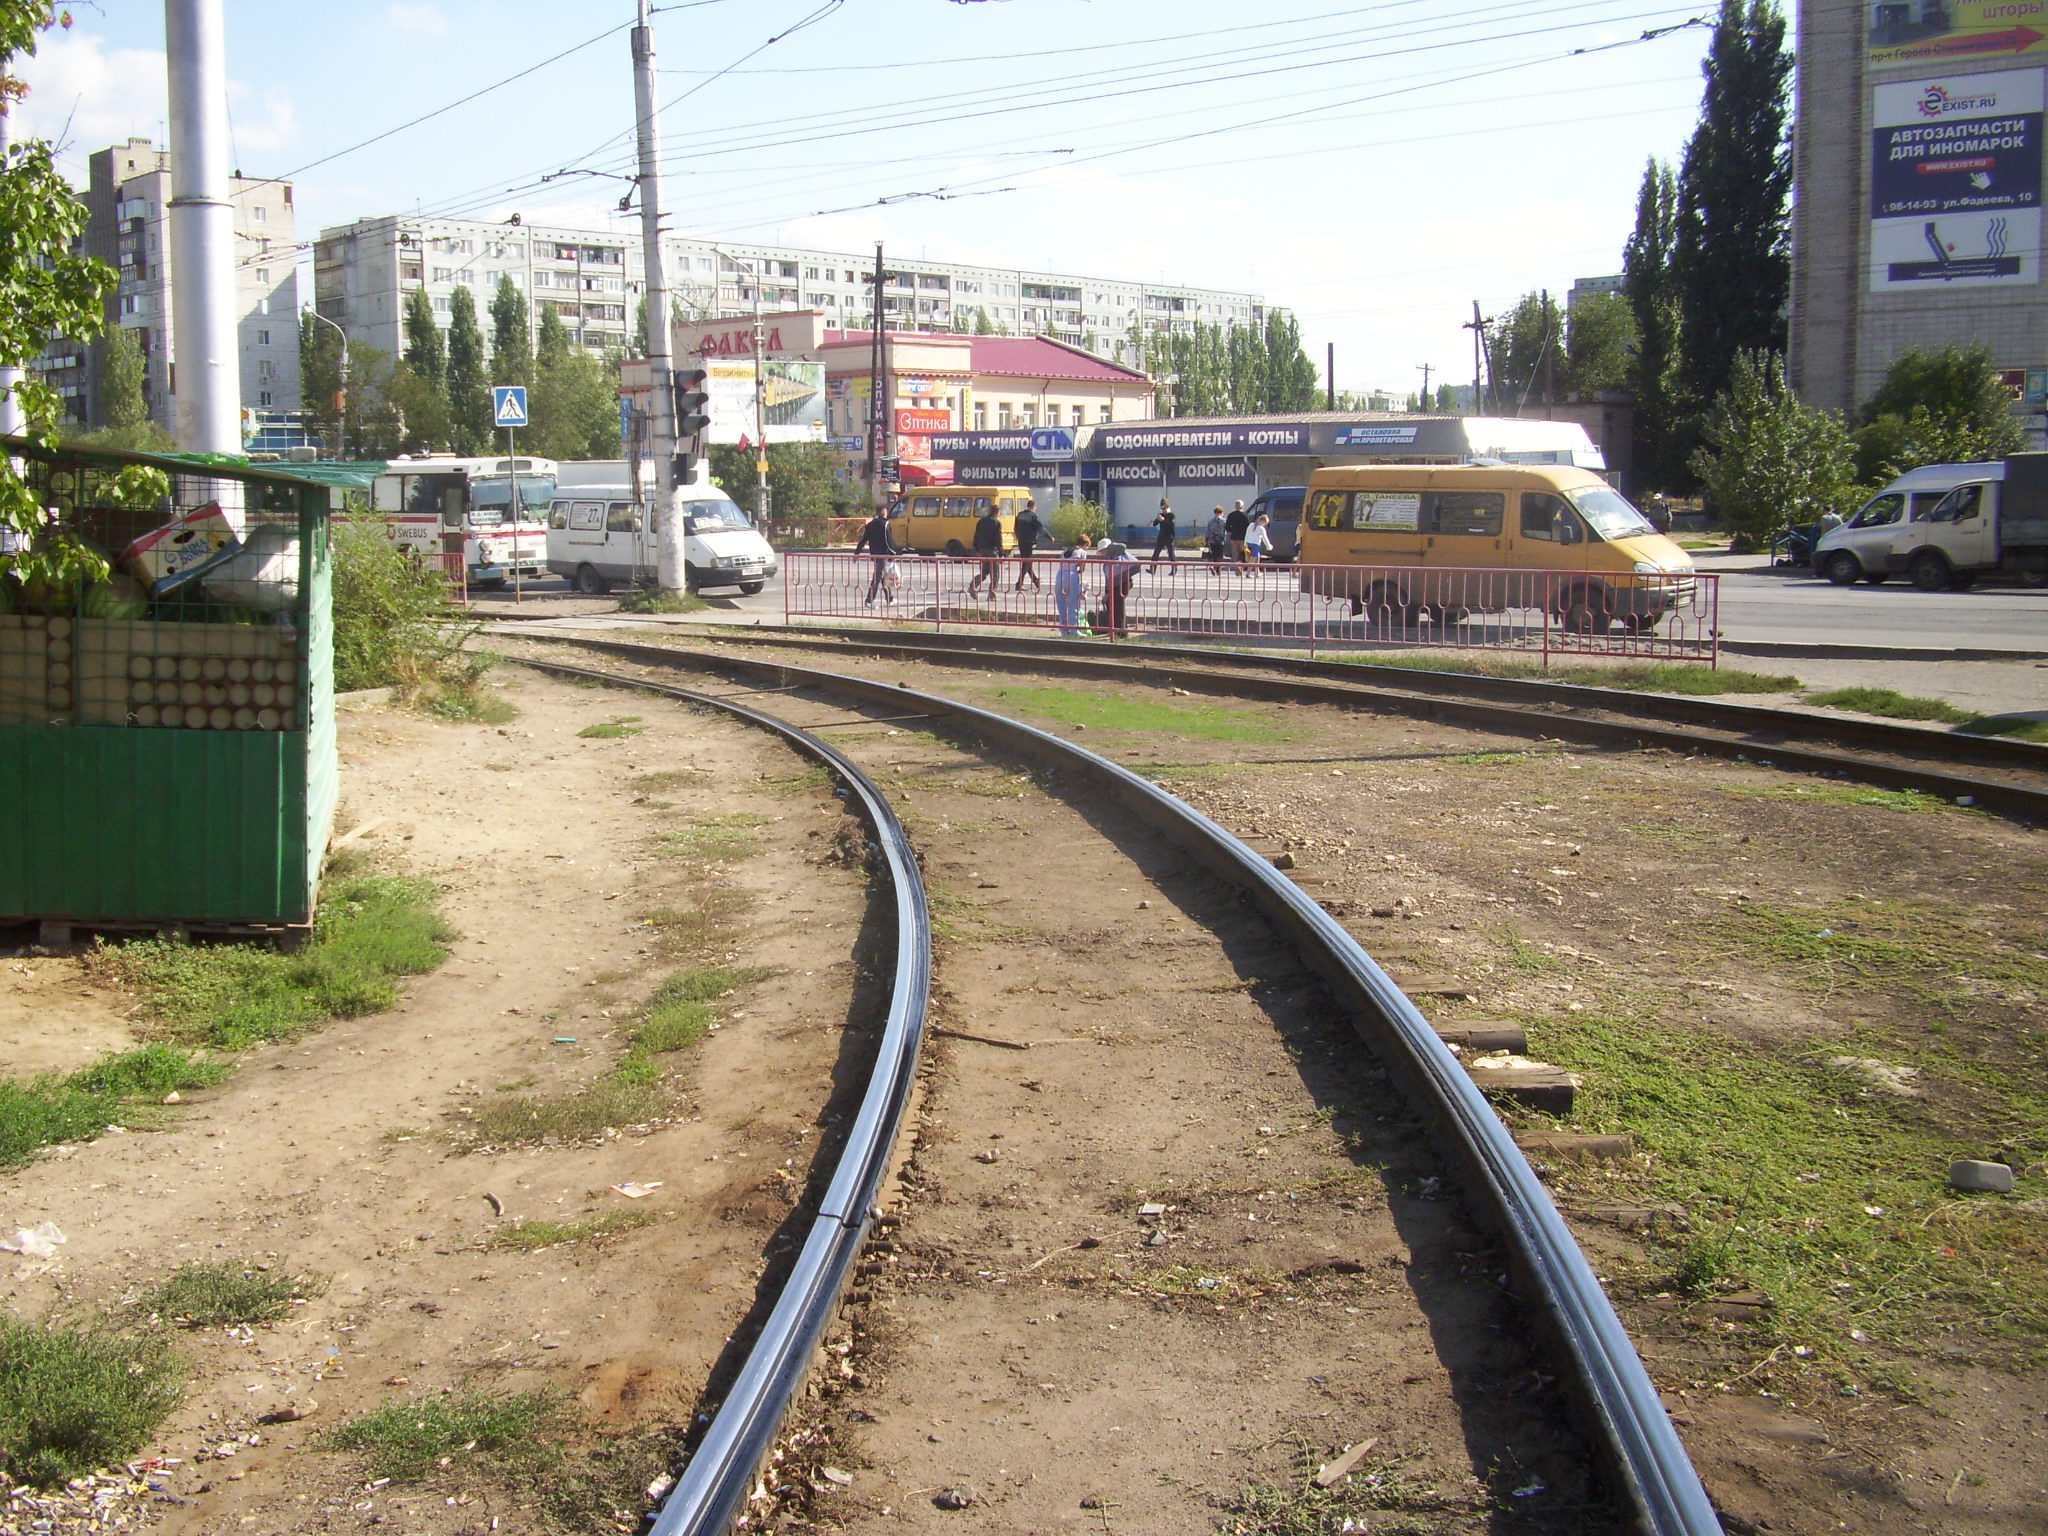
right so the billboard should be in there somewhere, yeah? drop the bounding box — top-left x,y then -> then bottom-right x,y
1871,68 -> 2044,290
1869,4 -> 2048,69
705,359 -> 827,445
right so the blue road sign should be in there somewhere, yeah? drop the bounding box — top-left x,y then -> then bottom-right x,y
492,386 -> 529,428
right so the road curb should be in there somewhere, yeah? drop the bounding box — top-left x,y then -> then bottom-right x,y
1720,641 -> 2048,663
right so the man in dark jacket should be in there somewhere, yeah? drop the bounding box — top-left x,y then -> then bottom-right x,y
965,503 -> 1004,597
1224,500 -> 1250,568
1012,498 -> 1045,591
1150,497 -> 1177,561
854,507 -> 898,605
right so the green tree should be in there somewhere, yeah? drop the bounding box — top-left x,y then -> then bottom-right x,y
1672,0 -> 1792,412
1852,344 -> 2026,483
444,286 -> 491,456
1624,157 -> 1686,493
79,322 -> 168,450
526,307 -> 617,461
1690,350 -> 1856,549
402,288 -> 446,397
709,440 -> 842,535
488,275 -> 532,388
1487,292 -> 1562,410
1260,309 -> 1321,412
1,3 -> 165,584
1563,292 -> 1637,394
299,312 -> 345,456
1434,382 -> 1459,414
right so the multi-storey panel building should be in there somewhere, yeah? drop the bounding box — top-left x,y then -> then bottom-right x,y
311,214 -> 1264,367
33,138 -> 299,435
1792,4 -> 2048,425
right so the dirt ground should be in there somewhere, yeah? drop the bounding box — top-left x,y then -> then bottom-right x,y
531,633 -> 2048,1536
1,667 -> 883,1534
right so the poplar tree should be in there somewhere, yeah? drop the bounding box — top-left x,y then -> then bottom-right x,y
489,275 -> 533,388
1260,310 -> 1321,412
1671,0 -> 1792,410
1624,158 -> 1686,492
87,323 -> 167,449
402,288 -> 446,398
445,286 -> 491,455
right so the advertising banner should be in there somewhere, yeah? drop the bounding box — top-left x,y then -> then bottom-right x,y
1165,459 -> 1254,485
1091,422 -> 1310,458
1868,4 -> 2048,69
705,359 -> 827,444
673,309 -> 826,360
954,461 -> 1059,485
928,430 -> 1036,460
896,408 -> 953,435
1101,461 -> 1163,484
1870,67 -> 2045,290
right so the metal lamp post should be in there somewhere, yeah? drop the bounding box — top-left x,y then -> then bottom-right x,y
304,309 -> 349,459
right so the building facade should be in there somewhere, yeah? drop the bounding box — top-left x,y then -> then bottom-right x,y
1791,4 -> 2048,426
312,214 -> 1264,371
33,138 -> 300,436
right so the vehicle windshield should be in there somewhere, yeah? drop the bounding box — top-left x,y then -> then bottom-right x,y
470,474 -> 557,524
1567,486 -> 1657,542
686,500 -> 752,531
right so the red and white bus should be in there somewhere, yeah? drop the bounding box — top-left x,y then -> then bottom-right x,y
368,454 -> 556,589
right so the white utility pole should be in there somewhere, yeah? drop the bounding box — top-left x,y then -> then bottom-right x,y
0,93 -> 21,440
164,0 -> 241,455
632,0 -> 690,593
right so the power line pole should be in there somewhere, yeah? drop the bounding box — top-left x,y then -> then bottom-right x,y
1416,362 -> 1432,411
631,0 -> 680,496
164,0 -> 240,454
1325,341 -> 1335,411
1463,301 -> 1490,416
751,286 -> 768,529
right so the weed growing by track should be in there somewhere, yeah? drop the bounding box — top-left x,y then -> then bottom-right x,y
579,715 -> 646,739
1957,714 -> 2048,742
984,684 -> 1297,743
1336,653 -> 1801,695
657,811 -> 770,859
1720,783 -> 1961,814
488,1210 -> 659,1250
1221,1444 -> 1489,1535
0,1046 -> 225,1169
134,1261 -> 328,1328
0,1314 -> 184,1487
324,1390 -> 564,1482
1804,686 -> 1974,724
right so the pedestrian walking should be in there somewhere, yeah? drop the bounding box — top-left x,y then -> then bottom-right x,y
1096,536 -> 1138,638
1203,505 -> 1229,576
1054,541 -> 1089,636
853,505 -> 898,606
1225,499 -> 1251,572
1150,497 -> 1177,561
965,501 -> 1004,598
1012,498 -> 1046,591
1245,511 -> 1273,566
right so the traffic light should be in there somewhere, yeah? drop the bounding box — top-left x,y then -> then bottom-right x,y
672,367 -> 710,456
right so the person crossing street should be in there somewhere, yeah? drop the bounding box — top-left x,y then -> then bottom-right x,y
1150,497 -> 1177,561
1012,498 -> 1046,591
965,502 -> 1004,598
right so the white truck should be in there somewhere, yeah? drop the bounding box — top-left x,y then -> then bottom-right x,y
1859,454 -> 2048,591
1813,462 -> 2001,586
545,483 -> 777,595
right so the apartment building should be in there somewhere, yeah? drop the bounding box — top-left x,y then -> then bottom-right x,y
311,214 -> 1263,369
33,138 -> 300,435
1791,4 -> 2048,425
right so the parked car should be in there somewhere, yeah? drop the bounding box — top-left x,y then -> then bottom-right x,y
1813,461 -> 2003,585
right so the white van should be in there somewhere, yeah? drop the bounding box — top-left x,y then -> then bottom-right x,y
1814,461 -> 2002,586
545,488 -> 777,595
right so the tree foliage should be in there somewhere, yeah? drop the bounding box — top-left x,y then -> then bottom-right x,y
445,286 -> 491,456
1147,313 -> 1319,417
707,441 -> 842,534
525,306 -> 617,461
1,4 -> 164,583
1690,351 -> 1856,548
1852,344 -> 2026,483
1486,292 -> 1562,410
1672,0 -> 1792,411
1623,157 -> 1687,493
401,288 -> 446,396
489,275 -> 532,388
1563,292 -> 1637,394
76,323 -> 169,451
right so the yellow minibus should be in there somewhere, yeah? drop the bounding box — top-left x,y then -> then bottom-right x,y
895,486 -> 1029,555
1295,464 -> 1695,631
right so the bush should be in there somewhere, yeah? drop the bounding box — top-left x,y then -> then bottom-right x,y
331,512 -> 490,705
0,1315 -> 184,1487
1048,498 -> 1108,549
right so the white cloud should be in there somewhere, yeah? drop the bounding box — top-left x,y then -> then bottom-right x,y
226,82 -> 299,161
11,30 -> 168,179
386,4 -> 450,36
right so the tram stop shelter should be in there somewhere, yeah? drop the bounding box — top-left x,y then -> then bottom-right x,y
0,438 -> 339,940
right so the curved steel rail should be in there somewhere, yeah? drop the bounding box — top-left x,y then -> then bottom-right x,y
571,622 -> 2048,822
511,658 -> 931,1536
524,637 -> 1724,1536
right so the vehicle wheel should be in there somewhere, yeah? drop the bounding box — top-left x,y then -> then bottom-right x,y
475,577 -> 507,591
2019,566 -> 2048,587
945,539 -> 967,556
1907,550 -> 1951,592
1823,550 -> 1862,586
1365,581 -> 1417,629
1621,612 -> 1661,633
1561,591 -> 1612,633
739,581 -> 765,595
574,563 -> 609,595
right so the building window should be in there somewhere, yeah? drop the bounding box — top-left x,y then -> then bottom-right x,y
402,262 -> 423,282
1071,405 -> 1084,427
259,390 -> 273,406
1021,404 -> 1037,427
1100,405 -> 1112,422
997,402 -> 1012,429
255,268 -> 270,283
973,401 -> 987,429
433,267 -> 452,282
256,329 -> 270,345
258,359 -> 274,379
433,296 -> 450,312
255,296 -> 268,314
251,204 -> 267,223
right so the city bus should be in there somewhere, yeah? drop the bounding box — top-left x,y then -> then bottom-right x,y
368,454 -> 557,588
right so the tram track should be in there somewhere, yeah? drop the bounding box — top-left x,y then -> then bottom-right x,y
536,622 -> 2048,822
506,639 -> 1722,1536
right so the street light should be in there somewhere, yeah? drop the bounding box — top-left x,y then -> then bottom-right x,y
303,308 -> 349,460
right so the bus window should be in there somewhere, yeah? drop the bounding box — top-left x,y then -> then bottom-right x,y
568,502 -> 605,531
1350,493 -> 1420,531
1520,491 -> 1571,541
606,502 -> 642,533
1428,491 -> 1504,537
1306,489 -> 1347,530
910,496 -> 941,517
548,504 -> 569,530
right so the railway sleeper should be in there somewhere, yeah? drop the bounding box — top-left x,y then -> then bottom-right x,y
1433,1018 -> 1529,1053
1465,1051 -> 1578,1114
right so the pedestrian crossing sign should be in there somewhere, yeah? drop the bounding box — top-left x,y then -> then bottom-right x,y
492,386 -> 529,428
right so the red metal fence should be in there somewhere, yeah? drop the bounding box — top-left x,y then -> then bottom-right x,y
783,552 -> 1719,665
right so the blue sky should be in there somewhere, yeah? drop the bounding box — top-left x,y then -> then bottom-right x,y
14,0 -> 1718,395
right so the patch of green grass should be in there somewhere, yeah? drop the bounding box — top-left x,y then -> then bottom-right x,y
135,1260 -> 327,1328
1338,652 -> 1800,695
899,769 -> 1042,798
1498,930 -> 1566,976
927,886 -> 1033,948
618,964 -> 769,1080
488,1210 -> 659,1250
986,684 -> 1296,743
1532,1002 -> 2048,1370
615,588 -> 705,615
578,715 -> 646,739
630,769 -> 697,794
93,875 -> 452,1051
1721,782 -> 1958,814
466,1080 -> 669,1147
1956,714 -> 2048,743
323,1390 -> 567,1483
0,1046 -> 227,1169
0,1314 -> 184,1487
1803,686 -> 1974,724
657,812 -> 769,860
642,885 -> 753,957
1445,749 -> 1525,766
760,764 -> 833,796
1222,1446 -> 1486,1535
